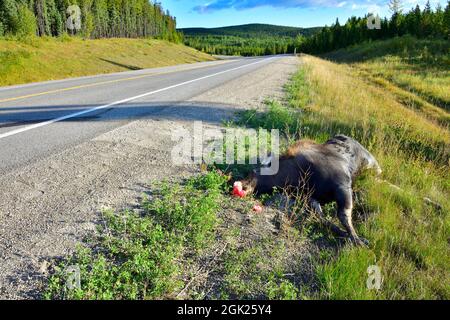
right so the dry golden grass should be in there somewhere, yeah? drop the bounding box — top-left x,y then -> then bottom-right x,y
297,54 -> 449,299
0,36 -> 215,86
323,36 -> 450,125
355,57 -> 449,110
353,68 -> 450,127
303,55 -> 449,156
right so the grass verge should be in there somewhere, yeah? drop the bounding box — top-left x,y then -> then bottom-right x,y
323,36 -> 450,124
234,42 -> 449,298
0,36 -> 214,87
45,172 -> 228,299
286,53 -> 449,299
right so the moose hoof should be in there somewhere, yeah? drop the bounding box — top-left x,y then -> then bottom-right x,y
352,236 -> 369,247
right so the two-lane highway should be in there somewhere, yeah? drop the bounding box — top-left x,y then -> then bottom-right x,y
0,56 -> 277,173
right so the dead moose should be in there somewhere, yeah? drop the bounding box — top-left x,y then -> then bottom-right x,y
240,135 -> 382,246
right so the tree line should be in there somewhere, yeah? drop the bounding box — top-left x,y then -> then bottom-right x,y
300,0 -> 450,54
183,34 -> 304,56
181,24 -> 320,38
183,1 -> 449,56
181,24 -> 320,56
0,0 -> 182,42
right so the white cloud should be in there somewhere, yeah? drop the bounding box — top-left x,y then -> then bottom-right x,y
193,0 -> 386,13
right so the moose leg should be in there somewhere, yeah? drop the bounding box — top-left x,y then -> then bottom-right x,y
309,199 -> 348,238
336,188 -> 369,246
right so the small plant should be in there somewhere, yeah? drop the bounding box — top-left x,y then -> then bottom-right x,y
45,171 -> 228,300
219,233 -> 310,300
266,279 -> 299,300
237,100 -> 302,140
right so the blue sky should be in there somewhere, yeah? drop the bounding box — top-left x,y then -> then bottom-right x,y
161,0 -> 446,28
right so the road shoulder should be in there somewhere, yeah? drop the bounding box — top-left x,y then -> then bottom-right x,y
0,56 -> 301,299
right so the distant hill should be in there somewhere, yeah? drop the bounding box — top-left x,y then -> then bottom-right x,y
179,23 -> 322,38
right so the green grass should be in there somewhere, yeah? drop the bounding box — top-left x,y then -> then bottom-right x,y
237,100 -> 301,139
0,36 -> 214,87
236,69 -> 310,142
289,52 -> 449,299
324,36 -> 450,125
221,239 -> 300,300
227,38 -> 449,299
45,169 -> 311,300
45,172 -> 228,300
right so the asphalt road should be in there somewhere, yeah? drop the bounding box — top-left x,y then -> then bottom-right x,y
0,56 -> 278,174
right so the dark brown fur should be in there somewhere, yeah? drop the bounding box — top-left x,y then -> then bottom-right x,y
241,135 -> 382,246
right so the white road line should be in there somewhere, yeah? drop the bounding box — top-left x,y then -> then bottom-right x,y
0,57 -> 275,140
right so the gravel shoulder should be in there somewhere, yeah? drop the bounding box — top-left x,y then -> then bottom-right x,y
0,56 -> 301,299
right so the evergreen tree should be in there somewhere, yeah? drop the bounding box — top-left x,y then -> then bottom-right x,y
444,1 -> 450,38
299,3 -> 448,54
0,0 -> 181,42
389,0 -> 403,36
15,4 -> 37,38
389,0 -> 403,14
0,0 -> 19,34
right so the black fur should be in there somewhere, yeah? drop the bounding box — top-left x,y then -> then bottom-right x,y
242,135 -> 381,245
